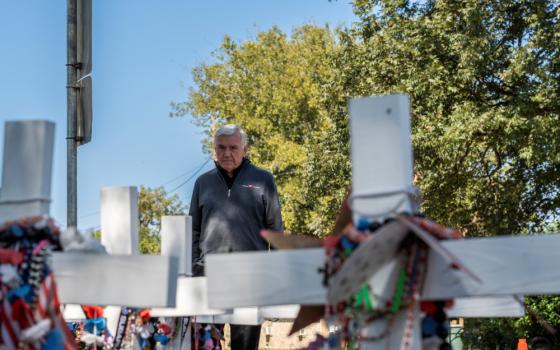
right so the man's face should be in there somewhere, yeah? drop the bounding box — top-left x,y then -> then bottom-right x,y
215,132 -> 247,175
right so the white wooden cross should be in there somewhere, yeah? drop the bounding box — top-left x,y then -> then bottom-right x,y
201,95 -> 560,349
0,120 -> 179,312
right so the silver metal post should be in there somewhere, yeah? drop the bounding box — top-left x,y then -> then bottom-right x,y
67,0 -> 78,228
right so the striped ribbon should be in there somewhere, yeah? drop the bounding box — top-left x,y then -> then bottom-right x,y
1,273 -> 75,349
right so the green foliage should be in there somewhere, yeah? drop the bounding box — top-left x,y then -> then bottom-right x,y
175,25 -> 351,236
138,186 -> 186,254
343,0 -> 560,237
461,296 -> 560,348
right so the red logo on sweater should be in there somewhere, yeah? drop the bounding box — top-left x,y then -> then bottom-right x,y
241,184 -> 261,189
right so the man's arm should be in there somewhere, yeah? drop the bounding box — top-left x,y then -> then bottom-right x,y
265,175 -> 283,232
189,179 -> 203,276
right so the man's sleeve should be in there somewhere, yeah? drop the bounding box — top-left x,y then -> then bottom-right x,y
265,174 -> 283,232
189,179 -> 203,276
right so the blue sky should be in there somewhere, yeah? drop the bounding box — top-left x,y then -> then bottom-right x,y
0,1 -> 356,231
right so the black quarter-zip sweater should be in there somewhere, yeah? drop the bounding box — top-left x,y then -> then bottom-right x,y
189,158 -> 283,276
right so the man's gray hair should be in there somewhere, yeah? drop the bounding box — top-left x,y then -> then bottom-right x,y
214,124 -> 248,146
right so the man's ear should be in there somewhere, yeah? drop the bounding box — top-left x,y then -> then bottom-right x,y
243,144 -> 248,154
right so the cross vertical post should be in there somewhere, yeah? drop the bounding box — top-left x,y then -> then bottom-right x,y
100,186 -> 140,334
161,215 -> 192,276
151,215 -> 225,317
100,186 -> 139,255
0,120 -> 55,223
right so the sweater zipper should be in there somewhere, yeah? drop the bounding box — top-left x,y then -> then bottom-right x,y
215,169 -> 231,199
216,159 -> 250,199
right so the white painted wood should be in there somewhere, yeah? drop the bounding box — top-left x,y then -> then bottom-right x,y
205,243 -> 530,318
360,304 -> 421,350
193,315 -> 215,323
187,305 -> 300,324
104,305 -> 122,340
150,277 -> 225,317
423,233 -> 560,299
367,255 -> 405,309
258,305 -> 300,320
0,120 -> 55,223
206,249 -> 325,309
62,304 -> 86,320
349,95 -> 413,220
447,296 -> 524,318
397,216 -> 481,283
213,307 -> 262,325
191,308 -> 262,325
156,214 -> 267,325
363,255 -> 517,319
328,221 -> 408,304
164,317 -> 191,350
161,215 -> 192,276
152,216 -> 228,318
53,252 -> 178,307
100,186 -> 139,255
357,257 -> 516,348
100,186 -> 140,335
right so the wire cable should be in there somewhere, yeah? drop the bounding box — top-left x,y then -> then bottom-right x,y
167,158 -> 213,194
75,157 -> 213,223
161,160 -> 211,187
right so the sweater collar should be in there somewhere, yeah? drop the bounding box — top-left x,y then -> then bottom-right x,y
215,157 -> 249,182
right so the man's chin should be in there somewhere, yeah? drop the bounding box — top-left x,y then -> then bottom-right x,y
219,163 -> 234,172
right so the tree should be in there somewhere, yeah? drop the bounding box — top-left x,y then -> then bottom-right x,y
138,186 -> 186,254
173,25 -> 351,236
343,0 -> 560,237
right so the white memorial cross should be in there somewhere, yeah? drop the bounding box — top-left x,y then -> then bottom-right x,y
0,120 -> 178,312
203,95 -> 560,349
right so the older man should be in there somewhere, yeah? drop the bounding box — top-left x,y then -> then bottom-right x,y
189,124 -> 283,350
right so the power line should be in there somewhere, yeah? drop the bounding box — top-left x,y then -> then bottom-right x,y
167,158 -> 212,194
80,225 -> 101,233
75,157 -> 213,223
79,210 -> 100,220
161,161 -> 211,187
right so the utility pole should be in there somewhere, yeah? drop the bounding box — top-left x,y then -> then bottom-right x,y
67,0 -> 92,228
67,0 -> 78,228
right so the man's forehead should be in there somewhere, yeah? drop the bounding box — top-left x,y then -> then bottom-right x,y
215,132 -> 243,145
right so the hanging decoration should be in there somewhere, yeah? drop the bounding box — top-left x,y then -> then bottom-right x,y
302,214 -> 460,350
0,216 -> 76,349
